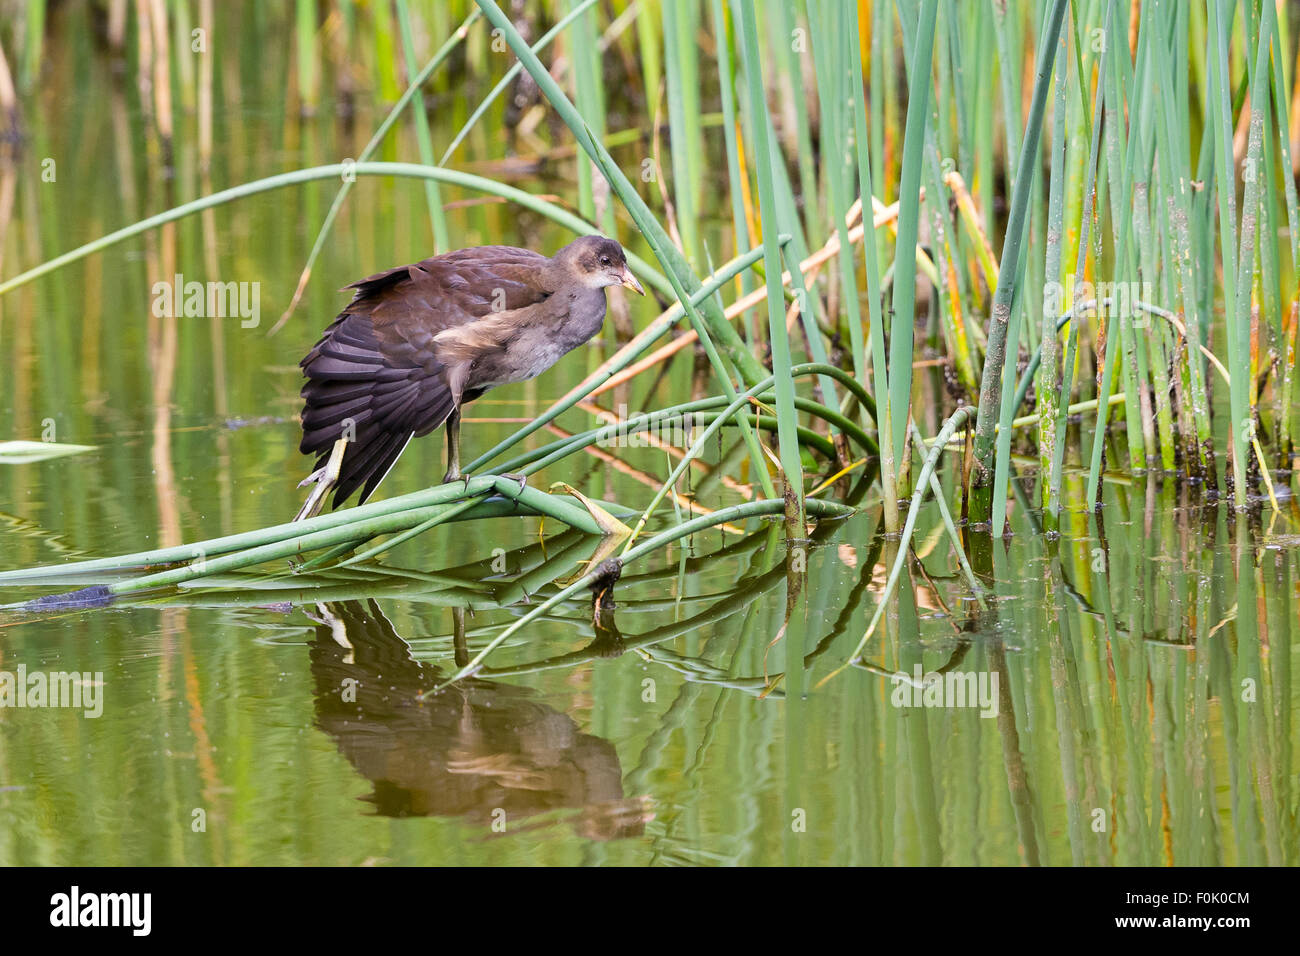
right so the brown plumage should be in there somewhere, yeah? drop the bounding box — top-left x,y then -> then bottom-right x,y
295,235 -> 643,519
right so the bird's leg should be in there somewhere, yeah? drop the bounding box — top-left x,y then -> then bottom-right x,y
442,406 -> 470,487
294,436 -> 349,523
451,605 -> 469,669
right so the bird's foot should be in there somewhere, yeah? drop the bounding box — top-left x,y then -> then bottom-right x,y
499,472 -> 528,494
297,464 -> 327,489
442,469 -> 472,493
293,475 -> 330,523
294,437 -> 349,523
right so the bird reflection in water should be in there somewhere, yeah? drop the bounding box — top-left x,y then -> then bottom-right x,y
306,599 -> 649,840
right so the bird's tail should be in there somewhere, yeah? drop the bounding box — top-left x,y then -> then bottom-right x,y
297,311 -> 457,512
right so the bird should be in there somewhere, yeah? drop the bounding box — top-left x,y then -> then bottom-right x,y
293,235 -> 644,521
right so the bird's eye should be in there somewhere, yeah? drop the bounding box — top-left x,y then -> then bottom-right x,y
600,255 -> 611,266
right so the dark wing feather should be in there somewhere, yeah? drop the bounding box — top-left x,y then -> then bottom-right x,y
299,247 -> 553,509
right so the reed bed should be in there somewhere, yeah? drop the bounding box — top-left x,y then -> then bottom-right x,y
2,0 -> 1298,680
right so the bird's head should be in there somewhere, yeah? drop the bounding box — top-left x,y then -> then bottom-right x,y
555,235 -> 645,295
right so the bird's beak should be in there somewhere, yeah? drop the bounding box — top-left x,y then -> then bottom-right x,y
619,267 -> 645,296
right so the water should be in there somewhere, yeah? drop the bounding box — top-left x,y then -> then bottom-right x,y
0,11 -> 1296,866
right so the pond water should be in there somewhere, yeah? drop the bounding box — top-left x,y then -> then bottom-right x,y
0,12 -> 1296,866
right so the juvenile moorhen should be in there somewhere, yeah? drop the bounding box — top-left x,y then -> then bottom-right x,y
294,235 -> 644,521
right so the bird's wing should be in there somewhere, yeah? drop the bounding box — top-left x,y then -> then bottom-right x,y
300,247 -> 553,508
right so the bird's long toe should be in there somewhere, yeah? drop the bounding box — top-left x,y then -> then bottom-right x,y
442,470 -> 472,493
